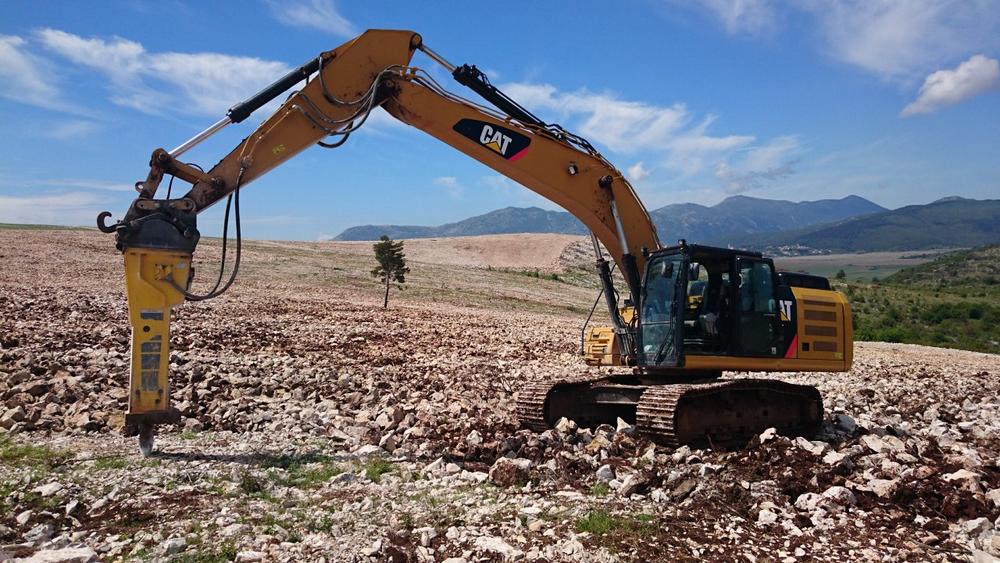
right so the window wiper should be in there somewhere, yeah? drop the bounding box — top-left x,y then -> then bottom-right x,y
652,322 -> 674,365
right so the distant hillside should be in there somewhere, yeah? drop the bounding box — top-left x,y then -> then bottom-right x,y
655,195 -> 885,245
334,195 -> 884,242
744,198 -> 1000,252
847,245 -> 1000,353
887,245 -> 1000,287
334,207 -> 586,241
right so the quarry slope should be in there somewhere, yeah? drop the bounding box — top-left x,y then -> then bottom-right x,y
1,230 -> 999,562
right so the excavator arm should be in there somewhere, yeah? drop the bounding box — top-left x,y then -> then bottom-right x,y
100,29 -> 660,453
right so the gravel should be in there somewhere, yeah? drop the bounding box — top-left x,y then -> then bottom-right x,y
1,230 -> 999,561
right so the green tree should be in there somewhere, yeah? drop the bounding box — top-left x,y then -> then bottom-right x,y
371,235 -> 409,308
835,269 -> 846,280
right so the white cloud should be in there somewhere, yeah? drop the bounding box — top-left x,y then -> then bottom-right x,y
41,120 -> 100,140
34,179 -> 135,192
147,53 -> 290,115
714,136 -> 800,193
813,0 -> 1000,81
0,35 -> 73,112
501,81 -> 756,163
0,192 -> 107,225
901,54 -> 1000,116
500,81 -> 798,196
627,162 -> 651,182
432,176 -> 463,198
502,82 -> 691,153
37,28 -> 291,117
267,0 -> 356,37
669,1 -> 1000,81
679,0 -> 779,35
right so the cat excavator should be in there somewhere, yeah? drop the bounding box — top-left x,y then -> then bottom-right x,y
96,30 -> 853,455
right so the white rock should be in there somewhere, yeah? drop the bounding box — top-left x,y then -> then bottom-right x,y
422,457 -> 445,475
364,539 -> 382,556
795,437 -> 826,456
16,510 -> 32,526
235,551 -> 265,562
596,464 -> 614,483
795,492 -> 822,512
759,427 -> 778,443
867,478 -> 899,498
861,435 -> 886,453
354,444 -> 383,456
466,429 -> 483,446
823,451 -> 849,466
986,488 -> 1000,507
943,469 -> 983,493
33,482 -> 63,497
220,523 -> 249,537
757,509 -> 778,526
964,517 -> 993,539
474,535 -> 521,558
19,547 -> 97,563
821,486 -> 856,507
616,417 -> 635,435
161,537 -> 186,555
459,470 -> 488,483
554,417 -> 577,436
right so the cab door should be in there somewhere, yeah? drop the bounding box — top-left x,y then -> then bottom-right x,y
638,253 -> 686,367
735,257 -> 780,356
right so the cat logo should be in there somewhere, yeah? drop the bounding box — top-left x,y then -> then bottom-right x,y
452,119 -> 531,161
479,124 -> 512,156
779,300 -> 794,322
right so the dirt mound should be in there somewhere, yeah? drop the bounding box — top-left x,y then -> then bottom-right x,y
316,233 -> 589,272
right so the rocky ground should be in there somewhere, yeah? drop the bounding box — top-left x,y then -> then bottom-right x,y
1,229 -> 999,562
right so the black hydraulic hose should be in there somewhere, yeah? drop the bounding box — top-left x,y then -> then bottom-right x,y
168,169 -> 244,301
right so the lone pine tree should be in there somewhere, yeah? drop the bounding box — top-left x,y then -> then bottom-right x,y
372,235 -> 409,308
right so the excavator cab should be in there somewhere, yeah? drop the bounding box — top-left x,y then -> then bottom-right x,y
638,244 -> 788,372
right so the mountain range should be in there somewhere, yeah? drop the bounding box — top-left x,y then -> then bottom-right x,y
740,197 -> 1000,252
334,195 -> 1000,252
335,195 -> 887,244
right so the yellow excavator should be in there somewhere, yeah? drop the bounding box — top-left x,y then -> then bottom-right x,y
96,30 -> 853,455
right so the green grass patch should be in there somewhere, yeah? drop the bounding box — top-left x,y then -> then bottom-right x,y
258,452 -> 343,488
364,458 -> 393,483
577,510 -> 616,534
590,482 -> 610,497
576,510 -> 657,537
93,456 -> 129,470
173,543 -> 237,563
0,436 -> 68,469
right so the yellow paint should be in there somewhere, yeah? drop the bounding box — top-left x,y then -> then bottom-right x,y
583,326 -> 619,366
124,248 -> 190,416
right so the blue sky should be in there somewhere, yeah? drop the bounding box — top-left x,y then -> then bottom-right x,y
1,1 -> 998,240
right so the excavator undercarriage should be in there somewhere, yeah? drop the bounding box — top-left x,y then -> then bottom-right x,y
516,375 -> 823,447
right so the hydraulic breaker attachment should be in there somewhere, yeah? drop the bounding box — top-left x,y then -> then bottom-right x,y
100,198 -> 199,455
123,247 -> 190,454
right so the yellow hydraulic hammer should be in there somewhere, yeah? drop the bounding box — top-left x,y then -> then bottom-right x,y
99,198 -> 200,455
123,247 -> 191,454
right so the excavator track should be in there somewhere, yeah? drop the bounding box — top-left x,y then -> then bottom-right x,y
637,379 -> 823,447
515,374 -> 610,432
517,376 -> 823,447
